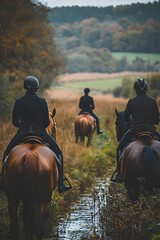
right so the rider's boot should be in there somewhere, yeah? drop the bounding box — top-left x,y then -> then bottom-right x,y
96,122 -> 103,134
57,154 -> 72,193
97,129 -> 103,134
111,149 -> 122,183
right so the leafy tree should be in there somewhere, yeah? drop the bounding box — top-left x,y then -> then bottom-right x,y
81,18 -> 99,28
0,0 -> 65,119
84,29 -> 101,47
67,54 -> 90,73
64,37 -> 81,49
118,17 -> 133,30
48,3 -> 160,24
90,58 -> 106,72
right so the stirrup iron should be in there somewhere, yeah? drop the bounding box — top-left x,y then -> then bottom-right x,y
63,175 -> 72,189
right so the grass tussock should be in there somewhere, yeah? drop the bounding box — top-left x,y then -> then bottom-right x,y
100,183 -> 160,240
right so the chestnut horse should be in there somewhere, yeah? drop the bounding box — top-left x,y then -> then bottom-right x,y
74,113 -> 96,146
115,109 -> 160,200
3,108 -> 58,240
47,108 -> 56,140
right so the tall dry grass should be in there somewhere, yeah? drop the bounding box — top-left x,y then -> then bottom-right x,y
0,94 -> 127,190
0,93 -> 127,239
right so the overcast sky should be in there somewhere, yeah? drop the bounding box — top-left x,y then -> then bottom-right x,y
39,0 -> 158,7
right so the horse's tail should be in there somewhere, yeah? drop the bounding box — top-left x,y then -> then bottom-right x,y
23,151 -> 40,200
142,145 -> 157,176
80,118 -> 88,134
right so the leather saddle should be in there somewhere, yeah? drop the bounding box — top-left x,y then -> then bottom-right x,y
81,112 -> 96,122
135,131 -> 153,140
23,136 -> 44,145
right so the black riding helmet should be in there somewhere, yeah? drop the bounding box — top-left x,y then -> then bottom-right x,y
84,87 -> 90,94
133,78 -> 148,92
24,76 -> 39,90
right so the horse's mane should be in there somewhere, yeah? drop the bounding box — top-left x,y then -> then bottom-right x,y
116,110 -> 131,141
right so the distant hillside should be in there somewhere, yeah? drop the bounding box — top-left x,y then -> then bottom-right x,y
48,1 -> 160,24
48,1 -> 160,74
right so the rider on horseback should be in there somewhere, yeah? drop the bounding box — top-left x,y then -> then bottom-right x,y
112,78 -> 160,183
78,87 -> 103,135
0,76 -> 71,193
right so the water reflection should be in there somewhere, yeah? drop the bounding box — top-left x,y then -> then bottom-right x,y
48,178 -> 109,240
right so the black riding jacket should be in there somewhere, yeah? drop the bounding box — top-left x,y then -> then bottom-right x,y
79,95 -> 95,113
124,93 -> 160,134
12,91 -> 50,131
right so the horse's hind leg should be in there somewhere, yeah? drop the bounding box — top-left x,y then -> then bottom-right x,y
87,136 -> 91,146
76,136 -> 79,143
8,198 -> 20,239
36,201 -> 50,240
23,200 -> 34,240
125,177 -> 140,201
145,177 -> 153,194
75,132 -> 79,143
80,136 -> 85,145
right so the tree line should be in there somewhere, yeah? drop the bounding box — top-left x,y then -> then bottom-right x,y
53,17 -> 160,73
0,0 -> 65,120
48,1 -> 160,24
55,18 -> 160,53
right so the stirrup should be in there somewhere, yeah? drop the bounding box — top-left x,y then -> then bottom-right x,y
63,175 -> 72,189
110,169 -> 118,181
111,170 -> 122,183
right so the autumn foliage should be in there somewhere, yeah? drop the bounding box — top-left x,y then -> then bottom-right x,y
0,0 -> 65,119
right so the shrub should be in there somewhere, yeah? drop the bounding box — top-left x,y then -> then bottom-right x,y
112,86 -> 122,97
64,37 -> 81,49
67,54 -> 90,73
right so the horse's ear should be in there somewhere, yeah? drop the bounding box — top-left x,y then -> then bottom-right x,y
52,108 -> 56,118
115,108 -> 119,117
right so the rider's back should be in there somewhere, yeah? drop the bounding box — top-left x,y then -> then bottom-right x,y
124,93 -> 159,134
12,92 -> 50,131
79,95 -> 94,112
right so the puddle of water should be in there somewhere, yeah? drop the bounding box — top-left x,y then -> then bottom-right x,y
47,178 -> 109,240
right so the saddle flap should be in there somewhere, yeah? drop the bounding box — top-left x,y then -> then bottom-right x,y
23,136 -> 44,145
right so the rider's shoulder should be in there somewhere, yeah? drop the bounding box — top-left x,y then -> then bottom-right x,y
146,95 -> 157,101
85,95 -> 93,99
15,94 -> 46,103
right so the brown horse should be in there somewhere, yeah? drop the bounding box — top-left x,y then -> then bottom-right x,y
115,109 -> 160,200
3,108 -> 58,240
74,113 -> 96,146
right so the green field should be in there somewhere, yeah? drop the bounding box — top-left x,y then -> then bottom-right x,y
55,77 -> 123,93
112,52 -> 160,64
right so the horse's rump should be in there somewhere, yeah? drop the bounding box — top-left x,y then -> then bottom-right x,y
75,114 -> 96,134
5,143 -> 58,201
121,139 -> 160,182
74,114 -> 96,145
